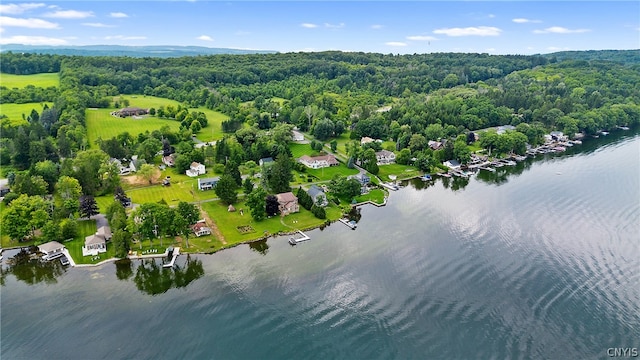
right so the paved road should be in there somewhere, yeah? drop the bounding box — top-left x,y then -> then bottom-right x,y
90,214 -> 108,228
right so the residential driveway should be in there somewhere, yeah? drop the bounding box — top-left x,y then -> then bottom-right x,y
90,214 -> 108,228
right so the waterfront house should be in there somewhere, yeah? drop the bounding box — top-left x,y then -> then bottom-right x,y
186,162 -> 205,177
198,177 -> 219,191
349,173 -> 371,185
162,154 -> 176,167
307,185 -> 328,207
298,154 -> 339,169
276,192 -> 299,215
96,226 -> 112,241
191,222 -> 211,237
259,157 -> 274,167
38,241 -> 65,261
375,150 -> 396,165
83,234 -> 107,255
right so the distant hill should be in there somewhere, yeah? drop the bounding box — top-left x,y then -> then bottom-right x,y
544,49 -> 640,64
0,44 -> 277,57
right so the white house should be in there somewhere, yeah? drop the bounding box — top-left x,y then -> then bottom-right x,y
292,130 -> 305,142
360,136 -> 375,145
38,241 -> 65,261
198,177 -> 219,191
186,162 -> 206,177
192,222 -> 212,237
83,235 -> 107,255
375,150 -> 396,165
298,154 -> 339,169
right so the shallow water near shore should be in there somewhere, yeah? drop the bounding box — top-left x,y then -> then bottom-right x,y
2,130 -> 639,359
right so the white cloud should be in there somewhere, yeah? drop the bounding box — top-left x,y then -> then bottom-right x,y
0,35 -> 67,45
406,35 -> 437,41
371,24 -> 384,30
0,3 -> 45,14
44,10 -> 94,19
196,35 -> 213,41
433,26 -> 502,37
547,46 -> 571,51
534,26 -> 590,34
488,14 -> 495,18
104,35 -> 146,40
324,22 -> 345,29
110,12 -> 128,18
385,41 -> 407,47
82,22 -> 114,28
300,23 -> 318,28
512,18 -> 541,24
0,16 -> 59,28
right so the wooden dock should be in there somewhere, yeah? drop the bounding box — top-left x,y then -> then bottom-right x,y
288,231 -> 311,245
339,218 -> 357,229
163,247 -> 180,268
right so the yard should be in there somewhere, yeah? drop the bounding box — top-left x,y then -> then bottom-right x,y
0,72 -> 59,89
376,163 -> 422,182
202,199 -> 342,245
355,188 -> 386,205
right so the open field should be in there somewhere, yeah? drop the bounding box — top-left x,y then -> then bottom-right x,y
377,163 -> 422,182
202,200 -> 341,245
126,182 -> 220,207
86,95 -> 229,145
289,143 -> 318,158
305,165 -> 359,182
86,108 -> 181,146
0,102 -> 53,128
0,73 -> 59,89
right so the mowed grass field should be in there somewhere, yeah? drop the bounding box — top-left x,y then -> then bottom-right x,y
86,108 -> 182,146
0,102 -> 53,128
87,95 -> 229,145
0,73 -> 59,89
202,200 -> 341,245
377,163 -> 422,181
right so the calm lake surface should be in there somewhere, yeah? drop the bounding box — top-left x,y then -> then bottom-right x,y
2,131 -> 639,360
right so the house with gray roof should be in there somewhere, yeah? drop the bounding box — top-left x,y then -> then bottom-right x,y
307,185 -> 328,207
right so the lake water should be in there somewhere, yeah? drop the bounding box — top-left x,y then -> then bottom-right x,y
2,131 -> 639,359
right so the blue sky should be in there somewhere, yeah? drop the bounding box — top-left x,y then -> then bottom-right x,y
1,1 -> 638,54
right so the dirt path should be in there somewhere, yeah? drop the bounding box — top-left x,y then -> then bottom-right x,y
199,206 -> 226,244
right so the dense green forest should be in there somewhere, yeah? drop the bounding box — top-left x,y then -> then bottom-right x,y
1,50 -> 638,250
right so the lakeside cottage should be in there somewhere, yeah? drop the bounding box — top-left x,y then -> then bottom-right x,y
349,173 -> 371,185
38,241 -> 65,261
191,222 -> 211,237
186,162 -> 206,177
375,150 -> 396,165
198,177 -> 219,191
276,192 -> 299,215
428,140 -> 444,150
307,185 -> 328,207
298,154 -> 339,169
82,226 -> 112,256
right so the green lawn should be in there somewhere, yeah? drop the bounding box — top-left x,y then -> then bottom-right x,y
355,188 -> 386,205
377,163 -> 422,182
0,102 -> 53,128
0,73 -> 59,89
127,181 -> 219,207
305,165 -> 359,182
202,199 -> 341,245
86,108 -> 182,146
289,143 -> 318,158
86,94 -> 228,146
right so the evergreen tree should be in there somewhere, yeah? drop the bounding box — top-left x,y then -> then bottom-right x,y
265,195 -> 279,216
296,187 -> 313,210
311,204 -> 326,219
224,160 -> 242,186
79,195 -> 99,218
243,178 -> 254,194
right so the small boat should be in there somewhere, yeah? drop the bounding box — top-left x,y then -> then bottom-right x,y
619,126 -> 630,130
572,140 -> 582,145
441,173 -> 452,178
420,174 -> 432,181
601,131 -> 609,136
553,146 -> 566,152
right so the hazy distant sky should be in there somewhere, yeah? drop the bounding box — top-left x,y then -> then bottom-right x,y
1,1 -> 638,54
